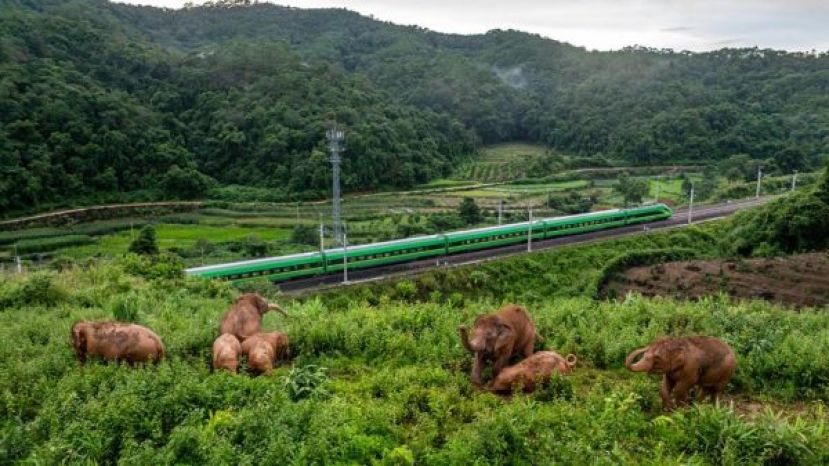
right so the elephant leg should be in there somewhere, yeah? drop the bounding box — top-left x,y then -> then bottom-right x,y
522,340 -> 534,358
672,380 -> 694,408
660,376 -> 676,411
710,384 -> 726,405
492,353 -> 511,379
471,353 -> 484,386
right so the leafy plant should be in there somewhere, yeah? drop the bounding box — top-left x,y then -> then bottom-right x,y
128,226 -> 159,256
284,365 -> 329,401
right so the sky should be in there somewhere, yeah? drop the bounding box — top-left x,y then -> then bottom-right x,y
116,0 -> 829,52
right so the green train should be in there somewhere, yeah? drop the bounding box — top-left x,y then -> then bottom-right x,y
185,203 -> 673,284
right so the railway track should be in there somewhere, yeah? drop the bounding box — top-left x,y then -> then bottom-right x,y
277,197 -> 773,295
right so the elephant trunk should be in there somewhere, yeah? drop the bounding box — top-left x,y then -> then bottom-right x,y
268,303 -> 290,318
625,347 -> 649,372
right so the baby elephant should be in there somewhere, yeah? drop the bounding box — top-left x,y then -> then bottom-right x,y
71,321 -> 165,365
212,333 -> 243,373
241,332 -> 289,375
220,293 -> 288,342
487,351 -> 577,394
626,336 -> 736,411
459,304 -> 540,386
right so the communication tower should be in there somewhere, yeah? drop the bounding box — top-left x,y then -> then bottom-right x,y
327,123 -> 345,245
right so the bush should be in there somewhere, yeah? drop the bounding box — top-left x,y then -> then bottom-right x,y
119,253 -> 183,280
291,225 -> 318,246
458,197 -> 483,225
15,272 -> 68,306
723,190 -> 829,256
160,165 -> 216,199
110,292 -> 140,322
128,226 -> 159,256
12,235 -> 94,254
284,365 -> 329,401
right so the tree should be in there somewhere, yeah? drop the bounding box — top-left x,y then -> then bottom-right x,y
128,225 -> 159,256
458,197 -> 483,225
161,165 -> 216,199
244,235 -> 267,257
614,173 -> 648,207
291,225 -> 318,246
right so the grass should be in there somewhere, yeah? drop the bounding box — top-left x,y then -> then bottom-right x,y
58,225 -> 291,258
494,180 -> 589,192
0,264 -> 827,464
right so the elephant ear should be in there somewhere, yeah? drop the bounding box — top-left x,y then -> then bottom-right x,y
668,349 -> 686,372
658,339 -> 686,372
493,322 -> 514,354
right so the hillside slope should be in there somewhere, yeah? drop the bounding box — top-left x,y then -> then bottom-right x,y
1,0 -> 827,215
0,265 -> 827,464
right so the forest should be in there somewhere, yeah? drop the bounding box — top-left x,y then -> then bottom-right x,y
1,0 -> 828,214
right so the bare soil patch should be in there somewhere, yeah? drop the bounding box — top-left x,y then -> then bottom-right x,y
602,252 -> 829,308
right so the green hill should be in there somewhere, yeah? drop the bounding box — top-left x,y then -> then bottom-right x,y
1,0 -> 827,215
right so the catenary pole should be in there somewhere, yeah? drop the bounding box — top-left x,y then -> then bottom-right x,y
688,182 -> 695,224
755,166 -> 763,199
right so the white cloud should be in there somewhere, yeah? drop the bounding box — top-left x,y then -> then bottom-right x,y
113,0 -> 829,51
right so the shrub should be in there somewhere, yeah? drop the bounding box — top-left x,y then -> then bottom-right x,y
12,235 -> 94,254
119,253 -> 183,280
291,225 -> 318,246
284,365 -> 329,401
128,226 -> 159,256
16,272 -> 67,306
110,292 -> 140,322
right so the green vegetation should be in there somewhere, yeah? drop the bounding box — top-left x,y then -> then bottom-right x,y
615,173 -> 650,207
128,225 -> 159,256
12,234 -> 95,254
0,262 -> 827,464
723,168 -> 829,256
457,198 -> 483,225
454,143 -> 562,182
2,1 -> 827,215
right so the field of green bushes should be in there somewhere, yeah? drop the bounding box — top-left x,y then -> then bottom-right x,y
1,263 -> 827,464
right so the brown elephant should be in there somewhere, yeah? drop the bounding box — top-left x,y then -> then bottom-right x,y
212,333 -> 243,373
625,336 -> 737,411
219,293 -> 288,342
459,304 -> 540,386
240,331 -> 290,375
71,321 -> 165,365
487,351 -> 577,393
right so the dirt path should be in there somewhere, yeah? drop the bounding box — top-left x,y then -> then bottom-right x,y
602,252 -> 829,308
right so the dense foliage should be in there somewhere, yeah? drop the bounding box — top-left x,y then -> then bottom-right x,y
0,264 -> 827,464
723,167 -> 829,256
2,0 -> 828,214
0,1 -> 475,214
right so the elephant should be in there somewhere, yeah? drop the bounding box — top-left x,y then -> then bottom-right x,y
240,331 -> 290,375
459,304 -> 540,386
625,336 -> 737,411
212,333 -> 243,373
71,321 -> 165,365
219,293 -> 288,342
486,351 -> 577,393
